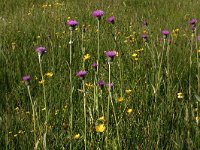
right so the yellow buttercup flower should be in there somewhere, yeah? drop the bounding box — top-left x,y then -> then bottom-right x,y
135,48 -> 144,52
95,124 -> 106,133
45,72 -> 54,77
73,133 -> 81,139
177,92 -> 184,99
85,82 -> 93,88
127,108 -> 133,113
132,53 -> 138,57
83,54 -> 91,61
39,80 -> 45,85
125,89 -> 132,94
117,97 -> 124,102
98,116 -> 105,122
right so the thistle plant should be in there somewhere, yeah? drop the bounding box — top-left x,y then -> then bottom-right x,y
35,46 -> 48,149
105,51 -> 120,148
92,10 -> 104,74
76,70 -> 87,150
23,76 -> 37,149
189,18 -> 197,101
66,19 -> 78,150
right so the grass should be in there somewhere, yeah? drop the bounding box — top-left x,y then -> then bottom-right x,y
0,0 -> 200,149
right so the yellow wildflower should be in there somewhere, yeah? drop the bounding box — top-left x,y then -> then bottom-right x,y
127,108 -> 133,113
45,72 -> 54,77
85,82 -> 93,88
98,116 -> 105,122
125,89 -> 132,94
95,124 -> 106,133
143,29 -> 148,34
73,133 -> 81,139
177,92 -> 184,99
132,53 -> 138,57
197,50 -> 200,53
39,80 -> 45,85
117,97 -> 124,102
83,54 -> 91,61
135,48 -> 144,52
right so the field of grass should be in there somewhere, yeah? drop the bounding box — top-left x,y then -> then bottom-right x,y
0,0 -> 200,149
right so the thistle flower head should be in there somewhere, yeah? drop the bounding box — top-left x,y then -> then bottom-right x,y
107,16 -> 115,24
98,80 -> 105,89
67,20 -> 78,27
162,30 -> 170,35
162,30 -> 170,38
92,62 -> 98,70
92,10 -> 104,20
141,34 -> 148,42
189,18 -> 197,25
105,51 -> 117,61
76,70 -> 87,79
23,75 -> 31,85
66,20 -> 78,31
36,47 -> 47,56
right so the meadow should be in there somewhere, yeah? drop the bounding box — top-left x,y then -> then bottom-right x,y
0,0 -> 200,149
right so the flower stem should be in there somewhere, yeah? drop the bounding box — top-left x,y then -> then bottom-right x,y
97,19 -> 100,74
69,30 -> 73,150
106,61 -> 111,148
27,85 -> 37,148
38,55 -> 48,149
82,79 -> 87,150
189,33 -> 194,101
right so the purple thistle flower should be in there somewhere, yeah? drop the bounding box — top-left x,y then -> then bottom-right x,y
92,62 -> 98,70
105,51 -> 117,61
189,18 -> 197,25
98,80 -> 105,89
141,34 -> 148,42
189,19 -> 197,33
22,75 -> 31,85
92,10 -> 104,20
36,47 -> 47,56
76,70 -> 87,80
106,83 -> 114,91
107,16 -> 115,24
162,30 -> 170,38
66,20 -> 78,31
